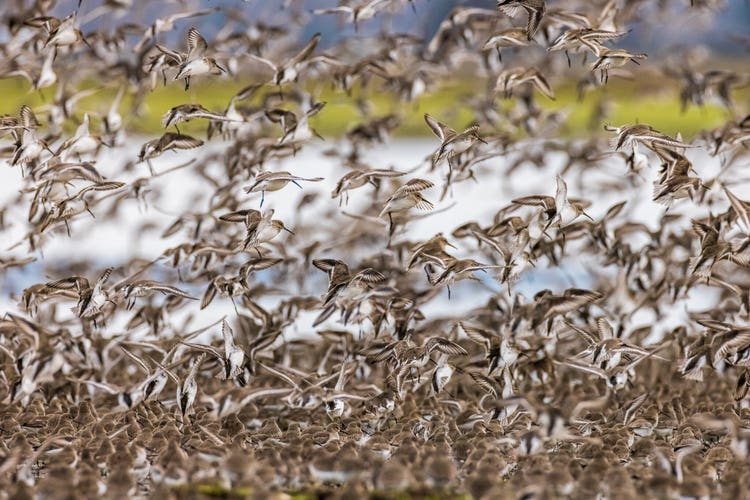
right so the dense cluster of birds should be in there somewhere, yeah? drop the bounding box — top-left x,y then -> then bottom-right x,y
0,0 -> 749,498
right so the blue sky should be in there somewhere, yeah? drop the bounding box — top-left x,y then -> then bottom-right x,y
52,0 -> 750,55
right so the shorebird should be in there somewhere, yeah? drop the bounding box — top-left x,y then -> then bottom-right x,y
547,28 -> 627,67
181,320 -> 246,381
723,185 -> 750,236
166,354 -> 206,417
206,84 -> 264,139
219,208 -> 294,253
496,0 -> 547,40
39,181 -> 125,236
482,28 -> 534,60
134,8 -> 216,51
331,168 -> 405,205
2,3 -> 750,498
42,13 -> 89,49
117,280 -> 196,310
425,258 -> 501,299
605,123 -> 691,153
43,267 -> 115,319
583,40 -> 647,83
424,114 -> 486,170
6,49 -> 58,91
495,67 -> 555,100
249,33 -> 334,86
57,114 -> 107,159
161,103 -> 241,133
156,27 -> 225,90
379,178 -> 434,240
244,171 -> 324,207
138,132 -> 204,174
10,121 -> 52,169
459,322 -> 519,375
312,258 -> 386,306
406,233 -> 456,270
312,0 -> 393,30
103,84 -> 126,136
555,175 -> 593,226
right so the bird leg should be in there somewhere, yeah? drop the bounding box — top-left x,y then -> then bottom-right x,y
230,296 -> 240,316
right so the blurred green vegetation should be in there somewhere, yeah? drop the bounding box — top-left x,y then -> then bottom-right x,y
0,74 -> 744,140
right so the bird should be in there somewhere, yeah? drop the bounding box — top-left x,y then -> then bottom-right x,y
219,208 -> 294,254
249,33 -> 334,86
167,354 -> 206,418
424,114 -> 487,170
43,267 -> 115,319
482,28 -> 535,61
1,2 -> 749,498
378,178 -> 435,242
155,27 -> 225,90
138,133 -> 204,174
312,258 -> 386,306
496,0 -> 547,40
117,280 -> 196,310
583,40 -> 647,83
331,168 -> 405,205
181,320 -> 246,382
425,258 -> 502,299
312,0 -> 393,31
161,104 -> 241,133
495,67 -> 555,100
243,171 -> 324,207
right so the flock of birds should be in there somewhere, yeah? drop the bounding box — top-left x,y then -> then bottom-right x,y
0,0 -> 749,498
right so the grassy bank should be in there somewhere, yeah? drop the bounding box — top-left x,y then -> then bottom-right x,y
0,74 -> 743,139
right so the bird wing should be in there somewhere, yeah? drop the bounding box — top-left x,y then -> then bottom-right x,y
186,27 -> 208,58
424,113 -> 450,141
290,32 -> 321,66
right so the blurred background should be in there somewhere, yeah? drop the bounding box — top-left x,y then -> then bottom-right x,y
1,0 -> 748,138
31,0 -> 750,56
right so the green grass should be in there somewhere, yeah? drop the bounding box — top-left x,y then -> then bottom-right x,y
0,75 -> 743,139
